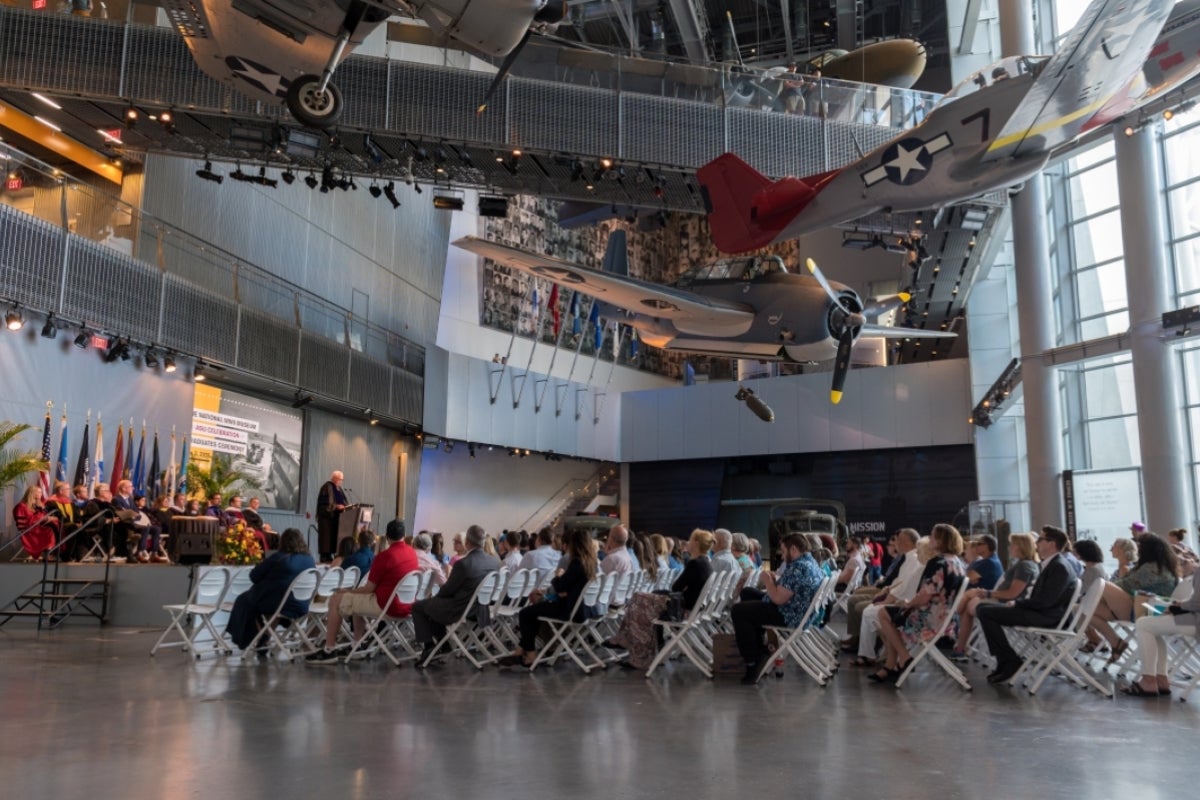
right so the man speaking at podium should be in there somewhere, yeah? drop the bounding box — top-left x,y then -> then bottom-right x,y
315,470 -> 348,562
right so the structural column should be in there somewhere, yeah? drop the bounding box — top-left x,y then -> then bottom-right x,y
1000,0 -> 1065,527
1115,125 -> 1190,532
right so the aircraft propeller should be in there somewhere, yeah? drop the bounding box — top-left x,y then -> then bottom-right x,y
477,1 -> 568,115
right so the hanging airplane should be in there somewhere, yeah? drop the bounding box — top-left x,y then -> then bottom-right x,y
164,0 -> 563,127
453,234 -> 955,404
698,0 -> 1200,253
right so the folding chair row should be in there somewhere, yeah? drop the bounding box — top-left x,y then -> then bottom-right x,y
756,576 -> 838,685
1008,579 -> 1111,696
645,571 -> 727,678
893,577 -> 972,691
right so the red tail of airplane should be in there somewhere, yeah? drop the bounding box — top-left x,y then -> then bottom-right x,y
698,153 -> 840,253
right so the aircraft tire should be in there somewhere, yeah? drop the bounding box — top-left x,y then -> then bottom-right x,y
286,75 -> 343,129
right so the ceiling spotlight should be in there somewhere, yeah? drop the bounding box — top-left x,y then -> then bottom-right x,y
281,169 -> 296,185
103,337 -> 127,362
159,109 -> 173,125
413,181 -> 423,195
194,363 -> 207,382
383,181 -> 401,209
73,330 -> 89,349
304,173 -> 318,190
124,106 -> 138,128
195,160 -> 223,184
368,182 -> 382,198
40,315 -> 57,339
256,166 -> 278,189
163,354 -> 177,373
5,307 -> 24,331
144,349 -> 159,368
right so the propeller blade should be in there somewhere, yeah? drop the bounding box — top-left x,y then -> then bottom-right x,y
805,257 -> 842,307
862,292 -> 911,318
859,323 -> 957,339
830,328 -> 855,405
477,29 -> 534,115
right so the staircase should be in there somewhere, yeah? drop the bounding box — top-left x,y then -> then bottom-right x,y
520,467 -> 621,532
0,575 -> 110,630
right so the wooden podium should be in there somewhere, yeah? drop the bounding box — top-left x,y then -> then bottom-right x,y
336,504 -> 374,552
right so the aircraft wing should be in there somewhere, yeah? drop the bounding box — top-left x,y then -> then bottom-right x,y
454,236 -> 756,337
982,0 -> 1174,162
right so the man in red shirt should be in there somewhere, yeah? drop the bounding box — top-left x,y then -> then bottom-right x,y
306,520 -> 418,664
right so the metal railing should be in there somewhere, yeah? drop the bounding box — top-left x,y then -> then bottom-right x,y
518,466 -> 617,532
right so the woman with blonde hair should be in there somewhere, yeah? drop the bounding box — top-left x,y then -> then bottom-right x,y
949,532 -> 1040,662
1111,537 -> 1138,578
14,484 -> 58,559
672,529 -> 715,610
871,523 -> 967,683
649,533 -> 671,574
498,527 -> 598,668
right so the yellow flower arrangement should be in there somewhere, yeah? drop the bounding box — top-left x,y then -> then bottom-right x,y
217,521 -> 263,565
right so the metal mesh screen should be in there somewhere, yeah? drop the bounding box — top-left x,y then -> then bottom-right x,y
388,61 -> 506,144
61,238 -> 160,342
237,308 -> 298,383
334,56 -> 389,131
0,11 -> 124,96
0,204 -> 64,311
159,275 -> 238,363
728,109 -> 828,177
299,331 -> 349,398
348,351 -> 390,414
390,368 -> 422,421
510,80 -> 618,155
124,25 -> 234,112
621,95 -> 723,168
826,122 -> 897,169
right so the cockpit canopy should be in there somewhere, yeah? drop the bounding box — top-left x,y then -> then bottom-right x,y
938,55 -> 1051,107
677,255 -> 788,285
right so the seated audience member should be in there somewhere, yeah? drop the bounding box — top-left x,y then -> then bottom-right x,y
672,529 -> 715,610
1166,528 -> 1199,576
114,482 -> 162,563
849,534 -> 927,666
842,529 -> 920,653
519,527 -> 561,582
1125,565 -> 1200,696
169,493 -> 187,513
818,534 -> 839,563
731,534 -> 755,572
411,525 -> 500,664
600,525 -> 635,575
670,538 -> 688,569
44,481 -> 77,558
749,537 -> 763,568
224,495 -> 247,522
225,528 -> 316,655
836,537 -> 868,591
498,530 -> 523,571
205,493 -> 225,522
730,532 -> 824,683
630,534 -> 656,581
448,531 -> 467,568
977,526 -> 1078,683
413,532 -> 448,588
967,534 -> 1004,590
710,529 -> 740,574
142,495 -> 172,562
330,536 -> 356,567
871,524 -> 966,683
72,484 -> 89,512
482,534 -> 499,558
1074,539 -> 1108,593
1087,532 -> 1180,660
242,496 -> 277,549
306,522 -> 418,664
14,485 -> 59,559
184,498 -> 203,516
497,528 -> 599,669
83,483 -> 125,560
429,532 -> 449,570
866,537 -> 884,584
1111,537 -> 1138,579
649,533 -> 672,575
949,532 -> 1040,662
341,530 -> 375,578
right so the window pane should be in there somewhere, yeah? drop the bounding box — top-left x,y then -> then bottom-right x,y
1068,139 -> 1115,173
1080,310 -> 1129,340
1163,126 -> 1200,187
1075,260 -> 1127,319
1181,346 -> 1200,404
1068,162 -> 1119,220
1070,210 -> 1124,270
1083,360 -> 1137,418
1173,237 -> 1200,297
1189,407 -> 1200,458
1167,184 -> 1200,242
1086,416 -> 1141,469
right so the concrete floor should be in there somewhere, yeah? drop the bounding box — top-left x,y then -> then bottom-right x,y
0,625 -> 1193,800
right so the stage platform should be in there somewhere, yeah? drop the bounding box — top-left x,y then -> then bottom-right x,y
0,562 -> 194,627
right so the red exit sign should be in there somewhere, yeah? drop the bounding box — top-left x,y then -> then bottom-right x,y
32,0 -> 46,8
90,334 -> 110,350
5,176 -> 22,191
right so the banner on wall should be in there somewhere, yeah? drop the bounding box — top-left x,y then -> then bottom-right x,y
191,384 -> 304,511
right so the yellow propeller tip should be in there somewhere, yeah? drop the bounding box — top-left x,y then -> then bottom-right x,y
898,292 -> 911,303
476,104 -> 488,115
830,390 -> 843,404
805,257 -> 817,273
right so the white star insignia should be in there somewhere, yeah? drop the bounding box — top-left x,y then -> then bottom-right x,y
887,143 -> 927,181
231,59 -> 286,97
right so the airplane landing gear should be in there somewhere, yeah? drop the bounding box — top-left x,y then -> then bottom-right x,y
286,75 -> 343,128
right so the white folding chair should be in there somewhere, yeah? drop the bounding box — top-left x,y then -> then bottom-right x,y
646,573 -> 722,678
341,565 -> 361,588
831,559 -> 866,618
420,571 -> 501,669
893,578 -> 972,691
345,571 -> 424,665
150,567 -> 231,658
301,566 -> 346,643
529,575 -> 607,673
1011,580 -> 1112,696
243,568 -> 321,659
756,576 -> 838,685
487,568 -> 534,654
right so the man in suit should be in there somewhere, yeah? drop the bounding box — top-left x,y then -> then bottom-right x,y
411,524 -> 499,666
977,525 -> 1079,684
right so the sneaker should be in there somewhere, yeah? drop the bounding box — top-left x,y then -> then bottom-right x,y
305,649 -> 341,665
949,650 -> 969,663
108,556 -> 127,564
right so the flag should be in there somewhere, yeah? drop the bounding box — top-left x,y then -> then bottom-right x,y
629,328 -> 639,358
570,292 -> 581,335
178,436 -> 190,494
149,430 -> 161,499
72,411 -> 90,489
531,285 -> 539,313
166,428 -> 177,498
612,320 -> 620,359
110,422 -> 125,493
55,410 -> 68,483
549,284 -> 560,336
92,416 -> 104,496
589,301 -> 601,351
125,422 -> 133,481
37,406 -> 52,496
132,423 -> 146,497
684,361 -> 696,386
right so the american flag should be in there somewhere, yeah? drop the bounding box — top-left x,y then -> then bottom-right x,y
37,405 -> 52,496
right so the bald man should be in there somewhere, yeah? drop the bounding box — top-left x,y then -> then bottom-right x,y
315,470 -> 347,562
600,524 -> 635,575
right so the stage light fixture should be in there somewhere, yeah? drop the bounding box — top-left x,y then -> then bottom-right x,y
291,391 -> 314,409
103,337 -> 123,362
304,172 -> 318,189
5,307 -> 24,331
163,354 -> 177,373
194,363 -> 207,382
40,316 -> 57,339
320,164 -> 335,193
144,349 -> 159,368
124,106 -> 139,128
369,182 -> 382,198
159,109 -> 173,125
569,160 -> 585,182
195,160 -> 223,184
478,195 -> 508,218
73,330 -> 89,349
413,181 -> 423,195
255,166 -> 278,189
230,164 -> 251,183
281,169 -> 296,185
433,192 -> 465,211
383,181 -> 401,209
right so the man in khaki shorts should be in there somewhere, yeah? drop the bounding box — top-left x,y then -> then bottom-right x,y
305,521 -> 419,664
